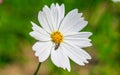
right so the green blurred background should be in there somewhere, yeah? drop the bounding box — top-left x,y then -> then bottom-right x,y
0,0 -> 120,75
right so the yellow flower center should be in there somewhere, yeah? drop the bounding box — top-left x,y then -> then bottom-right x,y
51,31 -> 63,44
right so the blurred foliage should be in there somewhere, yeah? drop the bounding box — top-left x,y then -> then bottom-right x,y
0,0 -> 120,75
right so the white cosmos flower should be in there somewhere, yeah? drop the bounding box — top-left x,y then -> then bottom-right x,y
30,3 -> 92,72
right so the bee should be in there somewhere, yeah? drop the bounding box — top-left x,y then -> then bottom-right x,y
54,43 -> 60,50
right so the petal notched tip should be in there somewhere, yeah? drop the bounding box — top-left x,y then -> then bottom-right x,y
29,31 -> 34,36
30,21 -> 34,25
79,13 -> 83,17
89,32 -> 93,37
61,3 -> 65,7
56,3 -> 59,6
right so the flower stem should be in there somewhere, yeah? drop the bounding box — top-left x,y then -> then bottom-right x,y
34,62 -> 41,75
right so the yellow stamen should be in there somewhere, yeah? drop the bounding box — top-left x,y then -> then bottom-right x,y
51,31 -> 63,44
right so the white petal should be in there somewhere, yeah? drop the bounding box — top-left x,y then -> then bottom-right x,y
31,21 -> 50,36
64,37 -> 92,48
38,11 -> 51,33
62,43 -> 91,66
50,3 -> 58,29
64,32 -> 92,38
51,46 -> 71,71
50,3 -> 65,30
29,31 -> 50,41
43,6 -> 55,30
59,9 -> 78,32
32,41 -> 52,62
59,4 -> 65,22
59,9 -> 87,33
69,21 -> 88,32
38,6 -> 55,33
64,42 -> 91,59
56,3 -> 65,29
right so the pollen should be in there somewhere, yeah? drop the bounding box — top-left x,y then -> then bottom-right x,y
51,31 -> 63,44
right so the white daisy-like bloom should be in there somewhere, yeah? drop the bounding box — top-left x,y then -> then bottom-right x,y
30,3 -> 92,72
